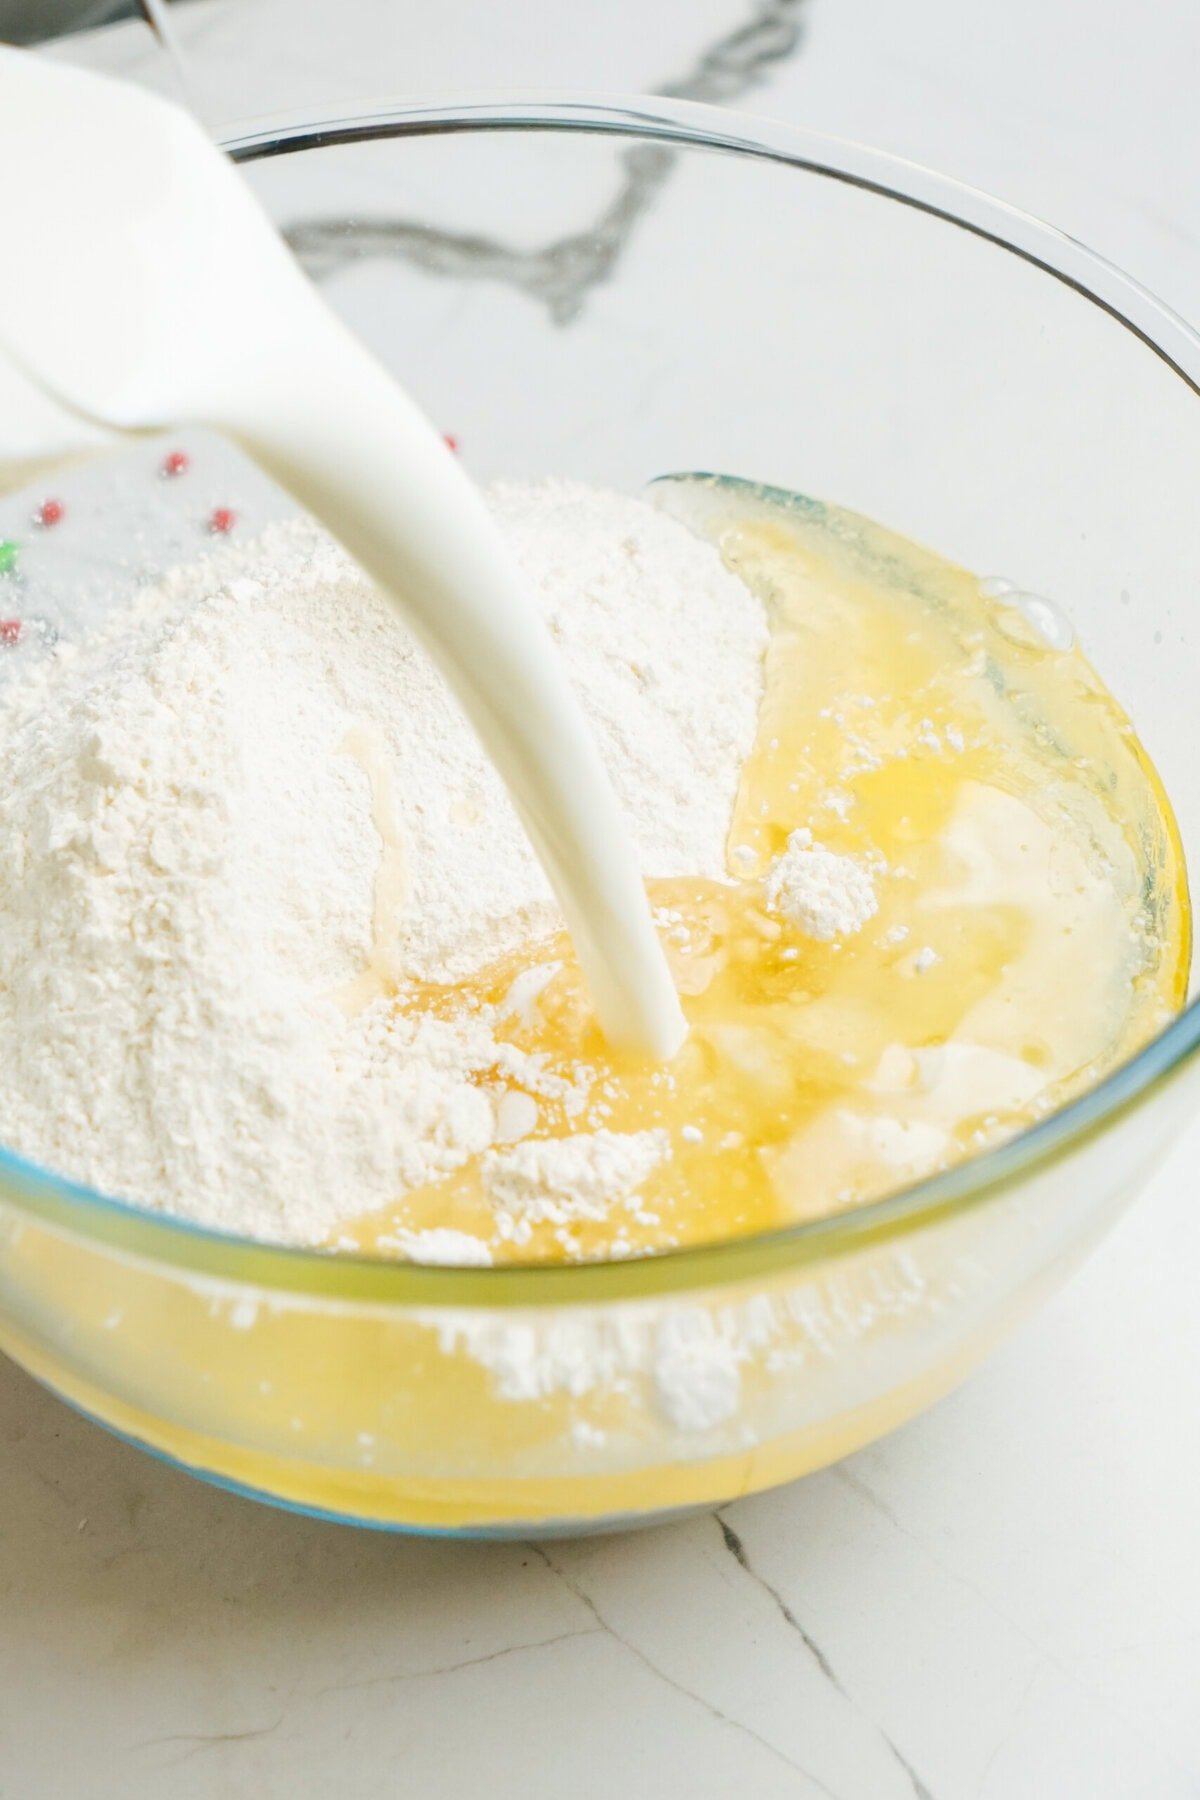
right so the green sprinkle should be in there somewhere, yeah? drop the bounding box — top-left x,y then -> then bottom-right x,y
0,540 -> 18,577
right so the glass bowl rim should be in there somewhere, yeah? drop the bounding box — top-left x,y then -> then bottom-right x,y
2,92 -> 1197,1309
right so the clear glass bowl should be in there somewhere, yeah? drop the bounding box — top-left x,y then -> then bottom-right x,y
1,98 -> 1198,1536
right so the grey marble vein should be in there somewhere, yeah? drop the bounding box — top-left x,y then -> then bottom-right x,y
127,1713 -> 287,1761
282,0 -> 809,322
298,1625 -> 602,1702
716,1512 -> 936,1800
529,1542 -> 838,1797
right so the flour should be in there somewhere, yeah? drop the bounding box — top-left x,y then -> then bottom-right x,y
0,480 -> 767,1247
764,828 -> 877,940
383,1228 -> 495,1268
437,1304 -> 748,1430
433,1247 -> 935,1434
482,1129 -> 670,1228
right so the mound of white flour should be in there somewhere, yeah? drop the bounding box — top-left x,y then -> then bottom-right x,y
0,479 -> 767,1244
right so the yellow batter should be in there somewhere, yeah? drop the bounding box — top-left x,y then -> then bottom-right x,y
342,482 -> 1188,1263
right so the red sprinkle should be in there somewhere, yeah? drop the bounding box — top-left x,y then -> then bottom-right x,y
443,433 -> 459,453
162,450 -> 191,478
208,507 -> 236,535
34,498 -> 64,528
0,620 -> 22,646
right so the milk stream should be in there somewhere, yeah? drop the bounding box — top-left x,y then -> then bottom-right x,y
0,47 -> 686,1058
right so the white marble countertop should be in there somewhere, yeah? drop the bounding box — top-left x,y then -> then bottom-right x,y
4,4 -> 1200,1794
